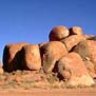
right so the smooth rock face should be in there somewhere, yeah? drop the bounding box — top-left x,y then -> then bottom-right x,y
61,35 -> 85,51
74,40 -> 96,75
20,44 -> 41,71
73,40 -> 90,59
49,26 -> 69,41
3,43 -> 28,72
87,40 -> 96,64
84,59 -> 96,78
58,52 -> 94,86
41,41 -> 68,73
69,26 -> 83,35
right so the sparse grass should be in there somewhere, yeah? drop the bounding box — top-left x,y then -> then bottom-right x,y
0,70 -> 95,90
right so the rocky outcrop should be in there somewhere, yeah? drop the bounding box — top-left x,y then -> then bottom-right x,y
20,44 -> 41,71
2,25 -> 96,87
73,40 -> 96,78
58,52 -> 95,86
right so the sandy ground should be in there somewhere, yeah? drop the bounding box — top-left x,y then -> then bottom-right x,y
0,71 -> 96,96
0,88 -> 96,96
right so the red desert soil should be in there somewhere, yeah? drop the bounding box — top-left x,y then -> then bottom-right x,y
0,88 -> 96,96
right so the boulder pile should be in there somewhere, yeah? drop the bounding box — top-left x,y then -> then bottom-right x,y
2,26 -> 96,87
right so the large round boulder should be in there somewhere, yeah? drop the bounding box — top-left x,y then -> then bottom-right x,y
20,44 -> 41,71
58,52 -> 94,87
73,40 -> 96,77
49,26 -> 69,41
3,42 -> 28,72
41,41 -> 68,73
69,26 -> 83,35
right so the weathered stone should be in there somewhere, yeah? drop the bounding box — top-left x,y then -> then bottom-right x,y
73,40 -> 90,59
41,41 -> 68,73
74,40 -> 96,63
87,40 -> 96,65
20,44 -> 41,71
83,59 -> 96,78
74,40 -> 96,75
3,42 -> 28,72
69,26 -> 83,35
61,35 -> 85,51
49,26 -> 69,41
58,52 -> 94,86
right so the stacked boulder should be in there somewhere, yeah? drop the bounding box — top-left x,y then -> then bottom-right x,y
2,25 -> 96,87
40,41 -> 68,73
3,43 -> 29,72
19,44 -> 41,71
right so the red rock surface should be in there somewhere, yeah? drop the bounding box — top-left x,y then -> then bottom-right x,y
61,35 -> 85,51
49,26 -> 69,41
58,52 -> 94,86
20,44 -> 41,71
69,26 -> 83,35
84,60 -> 96,78
3,42 -> 28,72
74,40 -> 96,76
41,41 -> 68,73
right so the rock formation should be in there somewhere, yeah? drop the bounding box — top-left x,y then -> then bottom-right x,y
58,52 -> 94,86
3,42 -> 28,72
2,25 -> 96,87
49,26 -> 69,41
69,26 -> 83,35
20,44 -> 41,71
41,41 -> 68,73
61,35 -> 85,51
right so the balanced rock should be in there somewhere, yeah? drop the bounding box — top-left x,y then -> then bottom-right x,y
61,35 -> 85,51
3,42 -> 28,72
58,52 -> 94,86
49,26 -> 69,41
69,26 -> 83,35
20,44 -> 41,71
41,41 -> 68,73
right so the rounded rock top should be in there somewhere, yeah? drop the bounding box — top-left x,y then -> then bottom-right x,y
49,26 -> 69,41
69,26 -> 83,35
